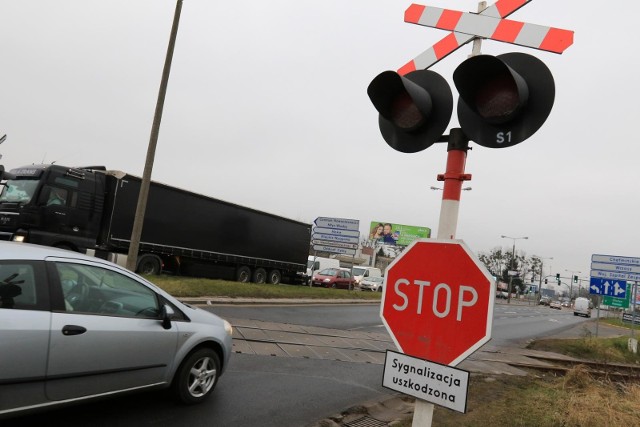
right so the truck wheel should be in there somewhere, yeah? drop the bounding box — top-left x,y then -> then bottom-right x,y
252,268 -> 267,284
236,266 -> 251,283
268,270 -> 282,285
137,254 -> 162,275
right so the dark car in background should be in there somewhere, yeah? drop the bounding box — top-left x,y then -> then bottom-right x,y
311,268 -> 355,289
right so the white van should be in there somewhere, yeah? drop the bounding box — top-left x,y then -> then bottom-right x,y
305,256 -> 340,283
351,266 -> 382,286
573,297 -> 591,318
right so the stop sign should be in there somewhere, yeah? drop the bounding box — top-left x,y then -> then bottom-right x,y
381,239 -> 494,366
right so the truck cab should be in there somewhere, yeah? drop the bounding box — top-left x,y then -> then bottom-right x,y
0,164 -> 106,251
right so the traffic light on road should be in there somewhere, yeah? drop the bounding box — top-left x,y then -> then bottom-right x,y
573,275 -> 578,283
367,70 -> 453,153
453,53 -> 555,148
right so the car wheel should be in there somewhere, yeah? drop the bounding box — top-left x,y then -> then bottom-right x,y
377,287 -> 383,292
252,268 -> 267,284
331,283 -> 337,289
236,266 -> 251,283
172,348 -> 220,405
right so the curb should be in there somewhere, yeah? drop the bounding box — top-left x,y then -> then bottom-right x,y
180,297 -> 381,306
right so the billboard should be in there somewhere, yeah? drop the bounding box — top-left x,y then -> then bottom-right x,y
368,221 -> 431,247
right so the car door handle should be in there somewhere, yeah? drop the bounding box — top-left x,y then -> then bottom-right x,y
62,325 -> 87,336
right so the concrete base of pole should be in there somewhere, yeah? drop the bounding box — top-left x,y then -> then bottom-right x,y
413,401 -> 434,426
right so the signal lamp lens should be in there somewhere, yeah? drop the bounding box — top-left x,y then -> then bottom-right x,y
475,76 -> 519,123
391,92 -> 424,130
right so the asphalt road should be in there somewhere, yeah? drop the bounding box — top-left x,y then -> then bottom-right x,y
5,302 -> 594,427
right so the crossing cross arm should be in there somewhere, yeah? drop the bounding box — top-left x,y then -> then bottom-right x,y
404,4 -> 573,54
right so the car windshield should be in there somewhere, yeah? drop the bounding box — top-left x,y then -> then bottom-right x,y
0,179 -> 40,203
352,267 -> 366,275
318,268 -> 339,276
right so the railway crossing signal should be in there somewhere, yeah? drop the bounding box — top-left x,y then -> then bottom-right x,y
367,70 -> 452,153
453,52 -> 555,148
369,1 -> 573,151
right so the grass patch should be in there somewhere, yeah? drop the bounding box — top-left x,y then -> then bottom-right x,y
527,336 -> 640,365
143,275 -> 382,301
393,369 -> 640,427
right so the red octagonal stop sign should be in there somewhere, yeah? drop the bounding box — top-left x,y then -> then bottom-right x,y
381,239 -> 494,366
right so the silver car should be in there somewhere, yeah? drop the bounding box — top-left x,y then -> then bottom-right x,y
0,242 -> 232,418
360,276 -> 384,292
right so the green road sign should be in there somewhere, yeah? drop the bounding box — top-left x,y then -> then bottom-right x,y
603,290 -> 630,308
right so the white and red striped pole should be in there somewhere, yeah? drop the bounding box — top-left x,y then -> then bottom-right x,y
412,129 -> 470,426
437,129 -> 471,240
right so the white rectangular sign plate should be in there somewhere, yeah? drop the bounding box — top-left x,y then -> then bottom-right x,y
591,254 -> 640,266
591,262 -> 640,275
590,269 -> 640,282
313,245 -> 356,256
312,227 -> 360,238
382,350 -> 469,413
314,217 -> 359,231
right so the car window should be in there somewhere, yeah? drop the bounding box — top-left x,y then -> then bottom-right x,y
53,262 -> 160,318
0,262 -> 41,310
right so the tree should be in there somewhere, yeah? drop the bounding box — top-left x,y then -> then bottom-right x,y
478,247 -> 535,294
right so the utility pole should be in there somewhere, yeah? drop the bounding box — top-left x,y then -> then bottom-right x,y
126,0 -> 183,272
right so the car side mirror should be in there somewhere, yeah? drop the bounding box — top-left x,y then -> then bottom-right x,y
161,304 -> 175,330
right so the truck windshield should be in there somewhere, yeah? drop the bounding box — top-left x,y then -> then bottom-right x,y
0,179 -> 40,203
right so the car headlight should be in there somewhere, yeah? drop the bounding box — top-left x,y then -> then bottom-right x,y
223,320 -> 233,336
13,235 -> 25,243
323,278 -> 330,282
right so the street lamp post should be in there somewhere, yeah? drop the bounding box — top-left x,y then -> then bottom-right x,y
533,255 -> 553,299
565,269 -> 582,300
501,235 -> 528,303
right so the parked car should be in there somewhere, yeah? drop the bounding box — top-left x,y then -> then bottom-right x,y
496,291 -> 508,299
360,276 -> 384,292
0,241 -> 233,419
539,296 -> 552,306
351,266 -> 382,286
550,300 -> 562,310
311,268 -> 355,289
304,256 -> 340,284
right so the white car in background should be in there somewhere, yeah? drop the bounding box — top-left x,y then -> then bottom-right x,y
360,276 -> 384,292
0,242 -> 233,419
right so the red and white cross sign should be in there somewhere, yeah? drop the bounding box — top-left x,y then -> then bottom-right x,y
398,0 -> 573,75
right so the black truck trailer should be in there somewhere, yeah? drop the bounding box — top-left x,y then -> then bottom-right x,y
0,164 -> 311,284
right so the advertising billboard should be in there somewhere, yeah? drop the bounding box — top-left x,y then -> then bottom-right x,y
368,221 -> 431,247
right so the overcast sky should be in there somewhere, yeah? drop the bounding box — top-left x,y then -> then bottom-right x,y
1,1 -> 637,287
